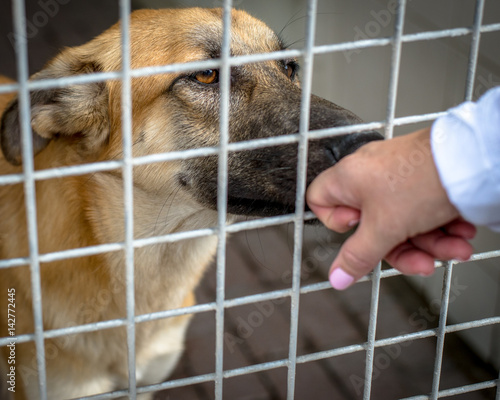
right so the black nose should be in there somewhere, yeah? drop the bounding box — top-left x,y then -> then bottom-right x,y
330,131 -> 383,162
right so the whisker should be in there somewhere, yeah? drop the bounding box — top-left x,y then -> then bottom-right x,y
153,184 -> 183,235
244,225 -> 274,273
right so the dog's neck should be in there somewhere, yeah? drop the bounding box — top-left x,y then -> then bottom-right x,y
0,152 -> 221,319
83,171 -> 221,314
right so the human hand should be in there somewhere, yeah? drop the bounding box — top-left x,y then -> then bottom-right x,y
306,128 -> 476,290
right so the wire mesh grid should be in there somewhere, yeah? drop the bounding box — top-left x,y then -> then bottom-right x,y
0,0 -> 499,399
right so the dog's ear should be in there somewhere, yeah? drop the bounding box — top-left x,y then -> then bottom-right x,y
0,58 -> 109,165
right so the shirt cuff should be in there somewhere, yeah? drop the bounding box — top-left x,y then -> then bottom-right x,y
430,87 -> 500,231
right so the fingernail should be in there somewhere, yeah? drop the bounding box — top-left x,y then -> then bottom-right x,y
348,219 -> 360,228
329,268 -> 355,290
418,269 -> 435,277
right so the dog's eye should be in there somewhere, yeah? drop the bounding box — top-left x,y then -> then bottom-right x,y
284,61 -> 298,81
193,69 -> 219,85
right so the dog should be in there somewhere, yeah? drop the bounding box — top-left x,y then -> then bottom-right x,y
0,8 -> 382,400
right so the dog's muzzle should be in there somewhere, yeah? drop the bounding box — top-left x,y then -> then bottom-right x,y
326,131 -> 384,163
181,90 -> 384,218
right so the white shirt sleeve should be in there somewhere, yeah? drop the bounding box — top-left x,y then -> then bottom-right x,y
431,86 -> 500,232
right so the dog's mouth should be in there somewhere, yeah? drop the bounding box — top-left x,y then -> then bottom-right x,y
226,195 -> 323,226
226,195 -> 295,217
182,130 -> 383,219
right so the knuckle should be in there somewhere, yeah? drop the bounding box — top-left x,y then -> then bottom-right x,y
340,245 -> 377,276
326,217 -> 347,233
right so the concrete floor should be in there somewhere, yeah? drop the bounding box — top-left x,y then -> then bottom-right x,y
156,226 -> 497,400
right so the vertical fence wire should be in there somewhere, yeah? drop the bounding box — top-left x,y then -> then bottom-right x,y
385,0 -> 406,141
11,0 -> 48,398
464,0 -> 485,101
286,0 -> 318,398
496,369 -> 500,400
118,0 -> 137,398
430,261 -> 455,399
362,264 -> 382,400
214,1 -> 232,399
362,1 -> 406,399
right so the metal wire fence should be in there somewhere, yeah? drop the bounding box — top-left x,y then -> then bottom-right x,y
0,0 -> 499,399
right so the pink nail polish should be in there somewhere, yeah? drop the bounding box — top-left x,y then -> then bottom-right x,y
329,268 -> 355,290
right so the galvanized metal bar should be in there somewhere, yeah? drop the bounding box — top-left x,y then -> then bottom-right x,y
465,0 -> 485,101
0,172 -> 24,185
3,313 -> 498,373
0,109 -> 467,188
3,23 -> 500,94
214,1 -> 232,399
3,300 -> 497,353
496,368 -> 500,400
286,1 -> 318,399
402,379 -> 498,400
363,1 -> 406,399
118,1 -> 137,398
11,0 -> 48,398
385,0 -> 407,141
76,389 -> 130,400
362,261 -> 382,400
1,21 -> 500,95
430,261 -> 455,399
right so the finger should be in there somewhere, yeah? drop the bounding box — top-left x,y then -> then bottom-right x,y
331,206 -> 361,231
385,241 -> 436,276
306,163 -> 360,220
443,219 -> 477,239
409,229 -> 474,261
306,165 -> 343,210
311,205 -> 360,233
328,221 -> 397,290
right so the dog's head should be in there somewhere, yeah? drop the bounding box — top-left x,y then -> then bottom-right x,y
0,8 -> 382,218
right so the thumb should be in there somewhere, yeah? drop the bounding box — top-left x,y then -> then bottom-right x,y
329,221 -> 395,290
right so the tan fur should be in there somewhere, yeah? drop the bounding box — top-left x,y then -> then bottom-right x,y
0,9 -> 254,400
0,8 -> 381,400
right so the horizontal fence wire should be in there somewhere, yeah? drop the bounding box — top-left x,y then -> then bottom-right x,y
1,1 -> 499,399
51,309 -> 500,400
0,111 -> 448,188
1,21 -> 500,96
1,254 -> 499,347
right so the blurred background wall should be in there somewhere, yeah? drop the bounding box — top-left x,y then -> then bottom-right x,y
129,0 -> 500,370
